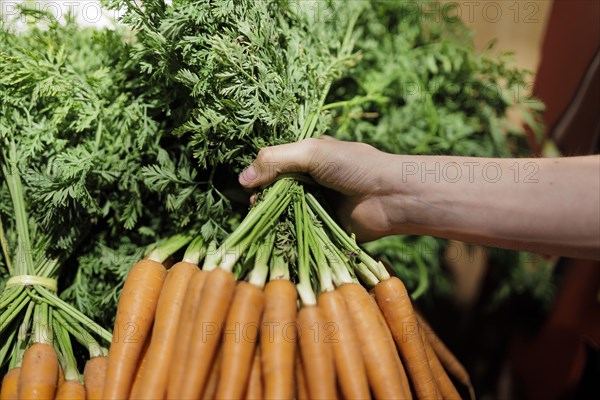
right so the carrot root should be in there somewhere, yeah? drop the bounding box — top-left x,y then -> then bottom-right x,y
317,290 -> 370,399
137,261 -> 198,399
295,353 -> 308,400
297,305 -> 336,400
178,268 -> 235,400
245,347 -> 263,400
103,259 -> 166,400
1,367 -> 21,400
339,283 -> 408,399
261,279 -> 297,400
417,311 -> 474,398
83,356 -> 108,400
215,282 -> 264,399
374,277 -> 440,399
167,270 -> 209,399
54,380 -> 85,400
18,343 -> 59,400
423,334 -> 462,400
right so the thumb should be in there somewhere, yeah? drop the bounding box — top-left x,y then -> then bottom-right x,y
238,139 -> 320,188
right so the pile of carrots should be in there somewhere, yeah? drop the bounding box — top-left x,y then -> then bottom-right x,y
0,335 -> 108,400
1,185 -> 474,400
1,180 -> 474,400
0,237 -> 193,400
0,147 -> 114,400
98,253 -> 474,400
96,183 -> 475,400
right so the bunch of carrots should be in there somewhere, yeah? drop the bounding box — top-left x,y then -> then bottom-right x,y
99,182 -> 475,400
0,163 -> 474,400
0,342 -> 108,400
0,144 -> 112,400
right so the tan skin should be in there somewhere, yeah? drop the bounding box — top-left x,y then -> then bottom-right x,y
239,137 -> 600,260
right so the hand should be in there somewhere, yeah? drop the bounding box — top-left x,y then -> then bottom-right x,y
239,140 -> 600,259
238,137 -> 404,242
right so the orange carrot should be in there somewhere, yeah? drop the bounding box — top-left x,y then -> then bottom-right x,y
371,294 -> 412,398
83,356 -> 107,400
260,279 -> 297,399
178,268 -> 236,399
202,344 -> 222,400
57,366 -> 65,389
422,332 -> 461,400
18,343 -> 59,400
167,270 -> 209,399
137,261 -> 198,399
1,367 -> 21,400
295,352 -> 308,400
54,380 -> 85,400
317,290 -> 370,399
369,288 -> 412,399
374,277 -> 440,399
103,259 -> 167,400
244,347 -> 262,400
129,328 -> 152,399
297,305 -> 336,400
215,282 -> 264,399
339,283 -> 407,399
417,312 -> 473,394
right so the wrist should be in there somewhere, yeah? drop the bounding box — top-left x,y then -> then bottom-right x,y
379,154 -> 428,233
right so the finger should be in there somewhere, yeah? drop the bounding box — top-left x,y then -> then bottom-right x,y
238,139 -> 320,188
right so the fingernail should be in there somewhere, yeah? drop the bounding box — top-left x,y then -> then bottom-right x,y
239,165 -> 258,186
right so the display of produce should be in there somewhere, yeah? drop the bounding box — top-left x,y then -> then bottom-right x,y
0,1 -> 548,398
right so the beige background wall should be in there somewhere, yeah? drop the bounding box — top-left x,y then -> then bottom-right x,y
450,0 -> 554,73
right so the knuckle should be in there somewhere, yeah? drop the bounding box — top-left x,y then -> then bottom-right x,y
303,138 -> 320,151
256,147 -> 274,165
303,138 -> 322,162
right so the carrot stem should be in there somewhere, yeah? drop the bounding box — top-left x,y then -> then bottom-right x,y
1,324 -> 17,369
147,234 -> 192,263
183,236 -> 206,265
205,180 -> 295,271
311,222 -> 353,285
354,262 -> 379,287
54,310 -> 103,358
33,302 -> 52,345
0,289 -> 28,327
207,188 -> 292,273
294,193 -> 316,306
11,300 -> 35,368
35,286 -> 112,343
307,222 -> 334,293
53,319 -> 80,382
202,240 -> 220,271
2,141 -> 35,275
36,258 -> 60,281
269,249 -> 289,280
0,287 -> 23,309
306,193 -> 390,280
248,233 -> 273,288
0,214 -> 13,274
220,191 -> 292,272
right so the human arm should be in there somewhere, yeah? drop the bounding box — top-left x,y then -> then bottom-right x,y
239,138 -> 600,259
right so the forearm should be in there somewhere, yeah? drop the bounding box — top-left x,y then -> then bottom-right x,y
384,155 -> 600,259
